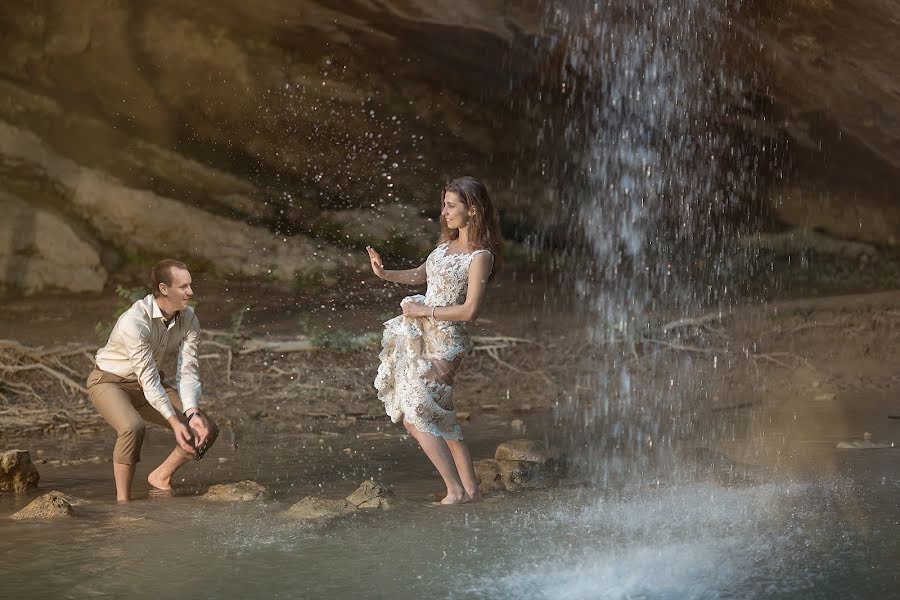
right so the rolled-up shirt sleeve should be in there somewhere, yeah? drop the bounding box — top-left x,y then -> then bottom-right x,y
121,321 -> 176,420
176,311 -> 202,413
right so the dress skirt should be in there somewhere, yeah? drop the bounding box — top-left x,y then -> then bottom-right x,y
375,295 -> 472,440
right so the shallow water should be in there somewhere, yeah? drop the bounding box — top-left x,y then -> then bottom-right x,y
1,408 -> 898,599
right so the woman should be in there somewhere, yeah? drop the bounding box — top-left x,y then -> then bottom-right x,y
367,176 -> 502,505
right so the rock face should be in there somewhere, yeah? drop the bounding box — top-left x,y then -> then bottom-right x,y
10,491 -> 74,520
202,480 -> 271,502
345,480 -> 392,510
0,0 -> 898,296
0,193 -> 106,294
0,121 -> 347,285
745,1 -> 900,246
283,497 -> 357,521
0,450 -> 40,493
0,1 -> 539,294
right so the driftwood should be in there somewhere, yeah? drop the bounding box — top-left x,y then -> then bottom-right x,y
0,340 -> 94,396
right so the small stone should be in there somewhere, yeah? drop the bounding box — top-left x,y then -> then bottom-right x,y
456,411 -> 471,421
10,491 -> 74,520
482,404 -> 499,411
202,480 -> 270,502
0,450 -> 40,493
284,496 -> 356,520
346,480 -> 393,509
217,457 -> 231,463
510,419 -> 525,430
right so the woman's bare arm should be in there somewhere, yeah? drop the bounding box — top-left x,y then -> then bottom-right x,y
367,246 -> 427,286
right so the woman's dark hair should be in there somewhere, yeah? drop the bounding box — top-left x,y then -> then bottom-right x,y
439,176 -> 502,279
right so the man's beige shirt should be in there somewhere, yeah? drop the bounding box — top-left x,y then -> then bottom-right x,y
94,294 -> 202,420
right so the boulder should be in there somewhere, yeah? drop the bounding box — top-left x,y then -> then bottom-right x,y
497,459 -> 556,491
346,480 -> 393,510
283,497 -> 356,521
10,490 -> 74,520
201,480 -> 270,502
473,459 -> 504,495
0,450 -> 40,493
495,439 -> 567,477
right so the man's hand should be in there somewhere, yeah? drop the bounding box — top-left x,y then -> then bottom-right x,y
187,411 -> 213,451
166,415 -> 197,456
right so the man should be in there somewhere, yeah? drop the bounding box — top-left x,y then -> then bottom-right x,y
86,259 -> 217,501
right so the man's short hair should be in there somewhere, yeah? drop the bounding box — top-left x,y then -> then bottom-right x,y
151,259 -> 189,297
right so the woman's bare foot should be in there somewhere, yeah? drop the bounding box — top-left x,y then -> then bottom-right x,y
433,490 -> 471,505
147,470 -> 172,491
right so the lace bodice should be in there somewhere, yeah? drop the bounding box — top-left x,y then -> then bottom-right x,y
423,243 -> 492,308
376,243 -> 493,440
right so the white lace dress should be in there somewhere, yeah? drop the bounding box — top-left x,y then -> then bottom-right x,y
375,242 -> 493,440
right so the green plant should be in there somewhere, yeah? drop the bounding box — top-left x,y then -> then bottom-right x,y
310,328 -> 358,352
95,285 -> 146,341
230,305 -> 250,338
291,268 -> 326,293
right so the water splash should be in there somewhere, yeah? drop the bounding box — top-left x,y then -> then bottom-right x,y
535,0 -> 770,481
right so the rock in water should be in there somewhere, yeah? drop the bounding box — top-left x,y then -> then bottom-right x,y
283,497 -> 357,521
346,480 -> 393,510
497,459 -> 556,491
495,439 -> 567,478
10,491 -> 74,520
473,459 -> 504,495
202,480 -> 270,502
0,450 -> 40,493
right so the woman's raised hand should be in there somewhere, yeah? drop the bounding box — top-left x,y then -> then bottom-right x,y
366,246 -> 387,279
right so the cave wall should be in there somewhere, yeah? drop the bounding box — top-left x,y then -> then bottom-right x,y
0,0 -> 898,293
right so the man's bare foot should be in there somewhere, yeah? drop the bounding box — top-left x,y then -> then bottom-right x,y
465,490 -> 483,503
147,470 -> 172,491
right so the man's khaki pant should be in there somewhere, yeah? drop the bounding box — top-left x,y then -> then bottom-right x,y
86,368 -> 213,465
